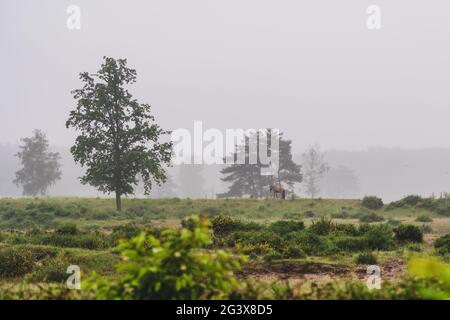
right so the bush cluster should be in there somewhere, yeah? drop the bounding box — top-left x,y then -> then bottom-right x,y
7,229 -> 115,250
358,212 -> 384,223
434,234 -> 450,255
361,196 -> 384,210
394,225 -> 423,243
386,195 -> 448,215
0,200 -> 172,230
0,246 -> 36,277
415,215 -> 433,222
86,216 -> 246,299
212,216 -> 398,259
355,252 -> 377,265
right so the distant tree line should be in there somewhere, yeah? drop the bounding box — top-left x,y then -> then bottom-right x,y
11,56 -> 365,209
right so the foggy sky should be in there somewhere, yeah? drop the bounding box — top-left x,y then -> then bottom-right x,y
1,0 -> 450,152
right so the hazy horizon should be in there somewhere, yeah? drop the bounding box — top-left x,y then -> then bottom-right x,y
2,1 -> 450,201
2,142 -> 450,201
1,1 -> 450,152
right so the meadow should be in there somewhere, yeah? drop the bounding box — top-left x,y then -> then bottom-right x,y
1,195 -> 450,299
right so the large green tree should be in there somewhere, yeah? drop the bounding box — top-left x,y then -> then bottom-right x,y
66,57 -> 172,211
14,129 -> 62,196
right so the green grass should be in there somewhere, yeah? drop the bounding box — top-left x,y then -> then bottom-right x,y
0,196 -> 440,229
0,196 -> 449,299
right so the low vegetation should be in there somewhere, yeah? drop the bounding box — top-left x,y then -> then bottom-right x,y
0,196 -> 449,299
361,196 -> 384,210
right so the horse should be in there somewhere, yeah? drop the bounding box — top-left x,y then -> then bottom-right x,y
269,185 -> 286,199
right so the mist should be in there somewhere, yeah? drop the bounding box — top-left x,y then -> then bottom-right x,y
1,1 -> 450,201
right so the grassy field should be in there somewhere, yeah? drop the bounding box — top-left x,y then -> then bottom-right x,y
0,196 -> 449,299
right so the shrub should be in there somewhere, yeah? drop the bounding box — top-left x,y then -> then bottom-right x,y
359,212 -> 384,223
357,224 -> 371,234
263,252 -> 283,262
417,198 -> 438,211
110,223 -> 143,241
400,195 -> 422,206
269,220 -> 304,234
0,247 -> 36,277
333,236 -> 369,252
35,232 -> 113,249
235,221 -> 264,232
394,225 -> 423,243
387,195 -> 425,210
415,215 -> 433,222
309,217 -> 336,235
31,254 -> 69,283
180,216 -> 198,231
237,243 -> 273,256
237,230 -> 284,251
334,224 -> 359,236
211,215 -> 239,236
86,216 -> 246,299
355,252 -> 377,265
56,223 -> 78,235
361,196 -> 383,210
434,234 -> 450,255
282,244 -> 306,259
287,231 -> 329,255
364,224 -> 395,250
436,206 -> 450,216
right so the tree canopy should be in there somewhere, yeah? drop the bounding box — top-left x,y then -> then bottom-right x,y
14,129 -> 61,196
66,57 -> 173,210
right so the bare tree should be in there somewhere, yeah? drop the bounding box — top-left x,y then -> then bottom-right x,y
301,144 -> 328,199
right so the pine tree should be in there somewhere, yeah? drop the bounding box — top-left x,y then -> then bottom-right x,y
276,137 -> 303,192
219,131 -> 302,198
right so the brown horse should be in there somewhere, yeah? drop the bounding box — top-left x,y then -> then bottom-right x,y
269,185 -> 286,199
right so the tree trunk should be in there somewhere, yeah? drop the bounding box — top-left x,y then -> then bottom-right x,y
115,192 -> 122,212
